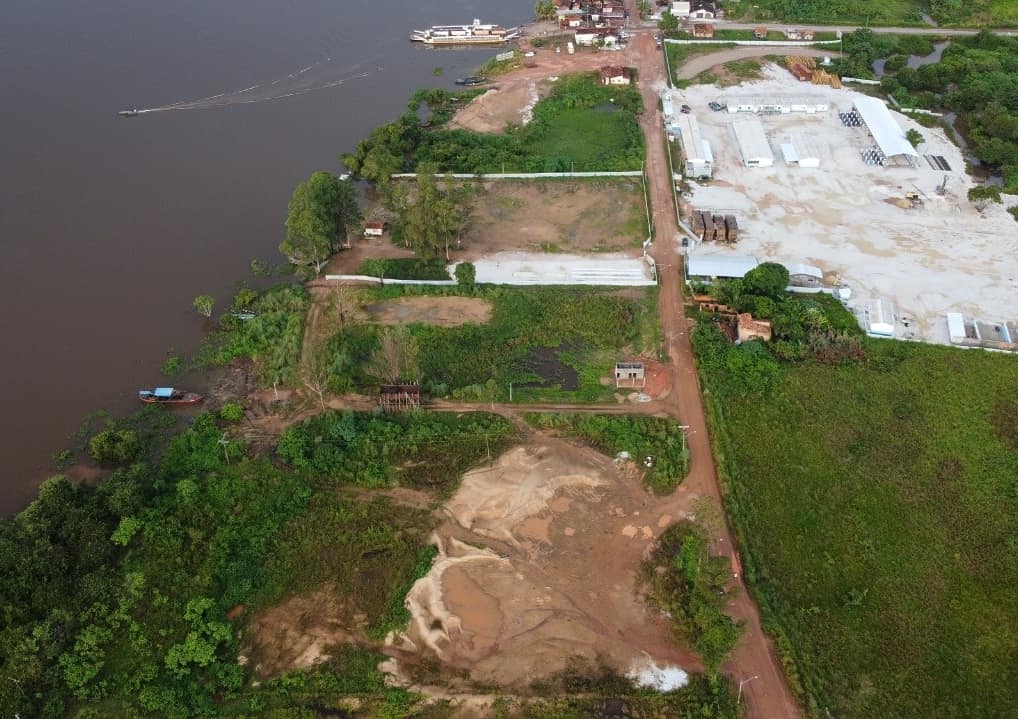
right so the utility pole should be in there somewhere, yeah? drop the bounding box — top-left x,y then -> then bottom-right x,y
737,675 -> 759,705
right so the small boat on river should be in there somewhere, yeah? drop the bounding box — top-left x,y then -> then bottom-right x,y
455,76 -> 487,86
138,387 -> 204,405
118,109 -> 140,117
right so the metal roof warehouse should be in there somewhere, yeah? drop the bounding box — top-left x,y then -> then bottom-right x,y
852,95 -> 919,163
732,118 -> 774,168
685,255 -> 759,283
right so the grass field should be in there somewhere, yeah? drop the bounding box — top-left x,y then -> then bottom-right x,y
702,340 -> 1018,717
521,107 -> 641,168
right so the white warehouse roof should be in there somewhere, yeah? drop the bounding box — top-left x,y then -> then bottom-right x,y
784,263 -> 823,278
852,95 -> 918,159
732,118 -> 774,167
676,113 -> 708,162
687,254 -> 760,279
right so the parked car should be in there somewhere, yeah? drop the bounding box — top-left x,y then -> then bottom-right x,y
680,104 -> 692,114
523,50 -> 536,57
708,101 -> 725,112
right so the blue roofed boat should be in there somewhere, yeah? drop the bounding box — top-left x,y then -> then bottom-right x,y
138,387 -> 204,405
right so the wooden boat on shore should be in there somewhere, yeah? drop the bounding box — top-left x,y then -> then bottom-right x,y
138,387 -> 204,405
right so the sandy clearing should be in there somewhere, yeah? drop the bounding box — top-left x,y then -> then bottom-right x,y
362,296 -> 493,326
674,64 -> 1018,341
674,46 -> 840,80
387,439 -> 701,691
462,180 -> 647,258
450,81 -> 546,134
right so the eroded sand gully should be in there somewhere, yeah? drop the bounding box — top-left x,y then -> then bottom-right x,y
385,441 -> 701,690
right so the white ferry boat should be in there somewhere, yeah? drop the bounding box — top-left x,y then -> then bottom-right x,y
410,19 -> 520,45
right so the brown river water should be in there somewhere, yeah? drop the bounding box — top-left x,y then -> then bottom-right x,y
0,0 -> 532,513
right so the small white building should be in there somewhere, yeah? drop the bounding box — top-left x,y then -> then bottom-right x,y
732,118 -> 774,168
784,262 -> 823,287
671,1 -> 691,17
725,96 -> 829,115
779,134 -> 820,168
662,92 -> 674,121
574,30 -> 599,46
867,299 -> 896,337
675,113 -> 713,179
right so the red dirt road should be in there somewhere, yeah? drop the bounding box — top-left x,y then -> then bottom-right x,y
629,32 -> 803,719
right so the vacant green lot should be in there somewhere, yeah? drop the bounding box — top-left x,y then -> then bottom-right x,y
702,340 -> 1018,717
331,286 -> 662,403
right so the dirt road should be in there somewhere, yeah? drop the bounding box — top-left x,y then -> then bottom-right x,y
629,32 -> 802,719
673,45 -> 839,80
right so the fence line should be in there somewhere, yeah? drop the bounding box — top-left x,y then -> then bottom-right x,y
664,38 -> 840,47
390,171 -> 643,179
324,274 -> 456,286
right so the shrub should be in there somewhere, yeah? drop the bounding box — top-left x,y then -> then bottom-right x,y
218,403 -> 245,423
89,429 -> 142,466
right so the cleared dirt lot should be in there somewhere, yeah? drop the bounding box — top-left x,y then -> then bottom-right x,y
463,180 -> 647,257
362,296 -> 492,326
386,438 -> 701,691
675,65 -> 1018,342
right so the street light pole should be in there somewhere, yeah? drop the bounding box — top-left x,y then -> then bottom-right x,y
737,675 -> 759,705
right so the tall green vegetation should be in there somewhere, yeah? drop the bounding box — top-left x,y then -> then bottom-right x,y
202,284 -> 309,387
280,170 -> 361,273
344,73 -> 645,175
642,521 -> 744,675
525,413 -> 690,494
0,408 -> 520,717
726,0 -> 1018,26
534,0 -> 557,21
388,165 -> 472,260
694,331 -> 1018,717
327,286 -> 661,402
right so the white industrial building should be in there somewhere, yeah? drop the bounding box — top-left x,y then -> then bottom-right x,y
851,96 -> 919,165
662,92 -> 674,121
866,298 -> 896,337
674,114 -> 713,179
784,263 -> 824,287
732,118 -> 774,168
779,134 -> 820,168
725,96 -> 829,115
686,255 -> 759,284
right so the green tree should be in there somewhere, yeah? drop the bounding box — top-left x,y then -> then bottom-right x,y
280,171 -> 362,273
534,0 -> 557,21
740,262 -> 789,300
906,128 -> 924,148
193,295 -> 215,318
89,429 -> 142,466
455,261 -> 476,290
396,165 -> 465,260
658,10 -> 679,32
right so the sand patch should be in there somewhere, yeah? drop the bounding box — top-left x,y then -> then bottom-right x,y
363,296 -> 492,326
388,440 -> 699,690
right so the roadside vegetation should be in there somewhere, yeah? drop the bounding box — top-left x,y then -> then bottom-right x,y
642,520 -> 743,675
723,0 -> 1018,27
343,73 -> 645,177
327,285 -> 662,403
663,42 -> 737,85
525,413 -> 690,494
692,280 -> 1018,717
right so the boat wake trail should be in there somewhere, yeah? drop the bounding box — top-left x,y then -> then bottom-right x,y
123,54 -> 380,116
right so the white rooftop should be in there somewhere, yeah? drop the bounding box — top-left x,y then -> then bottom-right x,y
784,262 -> 823,278
687,254 -> 760,279
852,95 -> 918,159
732,117 -> 774,164
676,113 -> 708,162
